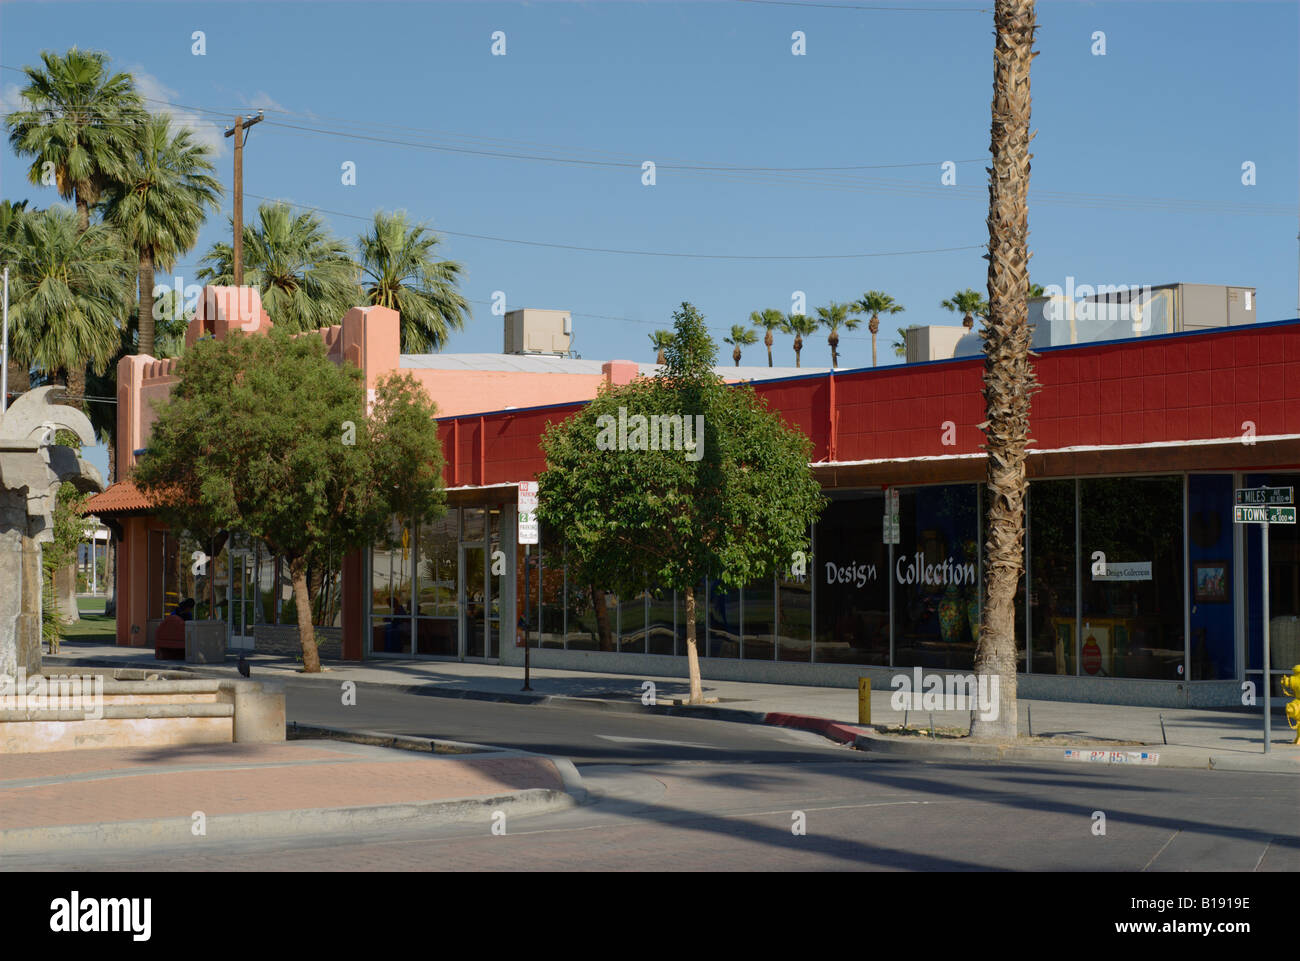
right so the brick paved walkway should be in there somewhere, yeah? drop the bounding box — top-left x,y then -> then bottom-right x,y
0,741 -> 564,831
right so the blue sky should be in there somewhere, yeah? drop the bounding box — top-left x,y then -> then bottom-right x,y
2,0 -> 1297,477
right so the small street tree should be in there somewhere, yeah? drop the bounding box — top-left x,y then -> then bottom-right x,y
537,303 -> 823,703
134,327 -> 444,672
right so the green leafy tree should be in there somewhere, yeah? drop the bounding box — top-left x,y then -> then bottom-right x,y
6,206 -> 131,401
782,312 -> 818,368
537,303 -> 824,703
5,48 -> 145,233
103,113 -> 222,356
749,309 -> 786,367
941,287 -> 990,330
197,201 -> 359,332
134,327 -> 445,672
851,291 -> 905,368
815,301 -> 858,369
723,323 -> 758,367
357,211 -> 470,353
42,481 -> 91,653
648,329 -> 674,365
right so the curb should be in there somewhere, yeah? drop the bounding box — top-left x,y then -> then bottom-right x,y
851,729 -> 1300,773
0,788 -> 573,856
288,722 -> 590,804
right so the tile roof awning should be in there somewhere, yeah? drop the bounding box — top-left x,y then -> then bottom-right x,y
81,480 -> 157,515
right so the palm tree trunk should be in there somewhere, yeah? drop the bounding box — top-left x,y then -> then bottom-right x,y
65,364 -> 87,415
973,0 -> 1037,740
74,191 -> 90,234
765,331 -> 774,367
870,313 -> 880,368
828,332 -> 839,369
5,356 -> 28,405
733,347 -> 741,367
138,249 -> 156,357
794,336 -> 803,368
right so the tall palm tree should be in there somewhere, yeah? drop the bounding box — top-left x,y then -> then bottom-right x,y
6,206 -> 130,397
198,201 -> 359,332
749,308 -> 786,367
103,114 -> 222,357
815,301 -> 858,369
0,200 -> 31,401
649,329 -> 673,365
723,324 -> 758,367
941,288 -> 990,329
6,48 -> 145,234
851,291 -> 905,368
357,210 -> 470,353
973,0 -> 1038,740
782,312 -> 818,368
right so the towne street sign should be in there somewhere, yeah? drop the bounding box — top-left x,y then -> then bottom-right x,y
1233,485 -> 1294,755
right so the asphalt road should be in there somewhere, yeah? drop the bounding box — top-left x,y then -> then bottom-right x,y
14,679 -> 1299,872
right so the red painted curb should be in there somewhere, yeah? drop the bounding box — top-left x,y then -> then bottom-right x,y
763,712 -> 865,745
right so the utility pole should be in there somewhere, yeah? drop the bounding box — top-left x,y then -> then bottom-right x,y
224,112 -> 263,286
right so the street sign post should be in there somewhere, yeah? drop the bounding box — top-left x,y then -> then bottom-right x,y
1234,486 -> 1294,754
517,482 -> 539,691
1234,486 -> 1294,506
1233,506 -> 1296,524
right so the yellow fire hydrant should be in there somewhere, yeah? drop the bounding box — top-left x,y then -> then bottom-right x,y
1280,665 -> 1300,745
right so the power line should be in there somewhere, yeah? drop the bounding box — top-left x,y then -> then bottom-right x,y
243,190 -> 985,261
736,0 -> 988,11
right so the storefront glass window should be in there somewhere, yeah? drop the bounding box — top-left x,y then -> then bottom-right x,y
814,494 -> 889,665
415,511 -> 457,656
619,589 -> 647,653
742,577 -> 775,660
647,585 -> 675,655
1029,479 -> 1077,675
893,485 -> 980,670
777,547 -> 812,662
370,518 -> 411,654
1080,476 -> 1185,679
1188,475 -> 1234,680
707,578 -> 741,658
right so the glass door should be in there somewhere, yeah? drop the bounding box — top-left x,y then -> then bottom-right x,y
461,545 -> 486,658
228,550 -> 256,650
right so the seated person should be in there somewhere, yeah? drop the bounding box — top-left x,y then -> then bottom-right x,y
154,597 -> 196,660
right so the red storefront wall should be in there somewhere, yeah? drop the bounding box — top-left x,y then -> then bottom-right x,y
438,320 -> 1300,487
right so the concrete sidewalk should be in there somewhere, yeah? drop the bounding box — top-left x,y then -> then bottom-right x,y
0,737 -> 582,856
44,639 -> 1300,773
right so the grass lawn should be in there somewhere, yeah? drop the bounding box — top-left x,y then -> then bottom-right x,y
75,595 -> 108,613
60,610 -> 117,643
